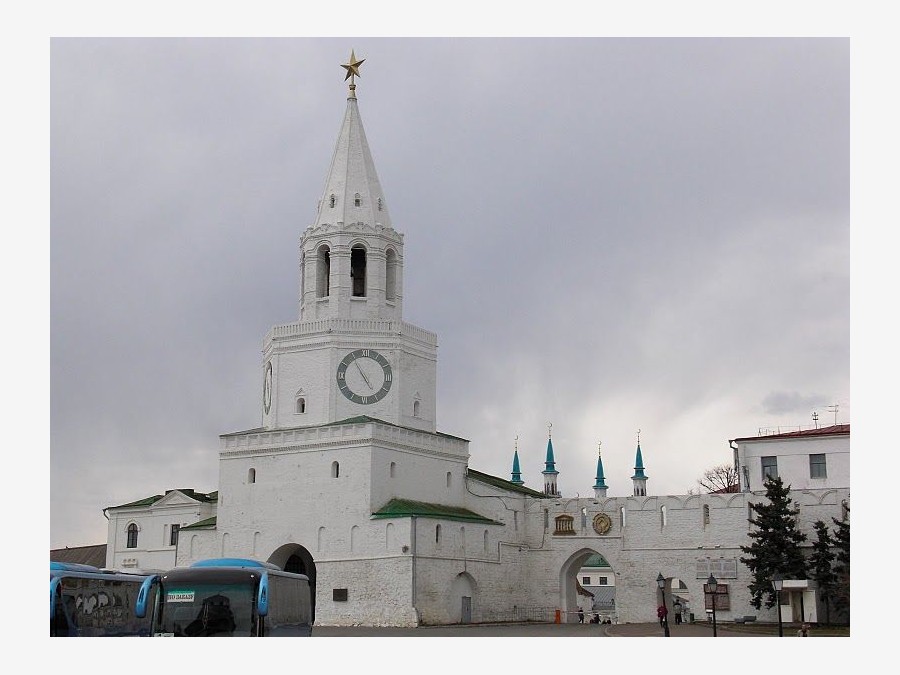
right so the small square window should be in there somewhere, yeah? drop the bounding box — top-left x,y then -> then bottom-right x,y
809,453 -> 827,479
598,576 -> 608,585
582,576 -> 591,585
333,588 -> 348,602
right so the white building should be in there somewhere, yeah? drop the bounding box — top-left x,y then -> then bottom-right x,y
103,56 -> 849,627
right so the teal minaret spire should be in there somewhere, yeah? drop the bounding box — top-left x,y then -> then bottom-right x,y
511,437 -> 524,485
631,429 -> 648,496
542,423 -> 559,496
593,442 -> 608,498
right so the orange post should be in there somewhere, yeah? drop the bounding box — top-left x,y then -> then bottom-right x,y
555,609 -> 561,624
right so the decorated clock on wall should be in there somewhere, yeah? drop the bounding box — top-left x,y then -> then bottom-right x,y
336,349 -> 393,405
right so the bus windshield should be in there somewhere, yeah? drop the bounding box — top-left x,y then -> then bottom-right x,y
156,582 -> 255,636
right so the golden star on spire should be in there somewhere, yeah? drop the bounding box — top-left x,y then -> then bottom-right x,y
341,50 -> 365,81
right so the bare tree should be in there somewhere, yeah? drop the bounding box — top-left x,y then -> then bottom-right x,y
691,463 -> 740,494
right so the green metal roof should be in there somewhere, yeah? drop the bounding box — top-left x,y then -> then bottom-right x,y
181,516 -> 217,530
372,498 -> 502,524
582,553 -> 611,568
467,468 -> 548,498
106,489 -> 218,510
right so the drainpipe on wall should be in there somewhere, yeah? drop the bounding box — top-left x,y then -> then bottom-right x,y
411,516 -> 419,624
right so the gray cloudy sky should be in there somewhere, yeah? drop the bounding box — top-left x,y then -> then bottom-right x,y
50,37 -> 849,550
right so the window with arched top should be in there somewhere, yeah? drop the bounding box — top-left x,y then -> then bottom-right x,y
435,524 -> 442,545
354,193 -> 361,207
385,248 -> 398,301
350,245 -> 366,297
413,400 -> 420,417
329,194 -> 336,208
377,197 -> 383,211
661,505 -> 668,527
483,530 -> 489,552
331,461 -> 340,478
620,507 -> 627,528
126,523 -> 138,548
316,244 -> 331,298
703,504 -> 710,525
390,462 -> 396,478
446,472 -> 452,488
248,468 -> 256,484
296,397 -> 306,414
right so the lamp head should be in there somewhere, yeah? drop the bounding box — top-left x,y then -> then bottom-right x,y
656,573 -> 665,589
704,574 -> 717,593
772,572 -> 784,592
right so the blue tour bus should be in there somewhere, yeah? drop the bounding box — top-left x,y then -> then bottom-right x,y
50,562 -> 157,636
137,558 -> 312,637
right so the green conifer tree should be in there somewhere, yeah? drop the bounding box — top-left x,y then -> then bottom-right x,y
739,475 -> 808,609
831,503 -> 850,620
809,519 -> 838,625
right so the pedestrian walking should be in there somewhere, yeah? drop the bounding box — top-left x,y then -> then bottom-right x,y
578,608 -> 584,623
673,600 -> 682,625
657,604 -> 668,627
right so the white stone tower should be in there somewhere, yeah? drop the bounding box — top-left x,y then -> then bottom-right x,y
261,51 -> 438,434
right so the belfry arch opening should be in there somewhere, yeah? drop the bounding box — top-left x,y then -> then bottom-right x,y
350,245 -> 366,297
559,548 -> 618,624
316,245 -> 331,298
385,248 -> 398,301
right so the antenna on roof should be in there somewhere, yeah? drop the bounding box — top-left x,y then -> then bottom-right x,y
827,404 -> 839,425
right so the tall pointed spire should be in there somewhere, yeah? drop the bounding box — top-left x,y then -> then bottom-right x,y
631,429 -> 648,497
593,441 -> 608,498
511,437 -> 524,485
542,422 -> 559,496
299,51 -> 404,323
314,51 -> 392,233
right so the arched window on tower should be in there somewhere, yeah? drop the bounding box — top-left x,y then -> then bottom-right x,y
354,193 -> 361,207
248,468 -> 256,484
377,197 -> 383,211
703,504 -> 710,525
329,194 -> 336,208
446,472 -> 452,489
385,248 -> 398,302
413,400 -> 420,418
316,245 -> 331,298
126,523 -> 138,549
331,461 -> 340,478
350,245 -> 366,297
660,505 -> 668,527
435,524 -> 442,545
296,397 -> 306,414
390,462 -> 396,478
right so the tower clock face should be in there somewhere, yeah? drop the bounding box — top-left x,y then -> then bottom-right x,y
263,361 -> 273,414
337,349 -> 393,405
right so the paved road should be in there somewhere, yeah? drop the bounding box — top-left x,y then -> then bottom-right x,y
311,621 -> 768,637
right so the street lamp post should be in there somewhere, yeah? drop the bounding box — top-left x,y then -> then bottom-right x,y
704,574 -> 718,637
656,573 -> 670,637
772,573 -> 784,637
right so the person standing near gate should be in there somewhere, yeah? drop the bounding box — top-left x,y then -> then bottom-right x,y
673,600 -> 682,625
657,604 -> 668,627
578,608 -> 584,623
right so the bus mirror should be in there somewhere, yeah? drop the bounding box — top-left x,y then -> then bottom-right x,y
50,577 -> 60,619
257,572 -> 269,617
135,575 -> 158,619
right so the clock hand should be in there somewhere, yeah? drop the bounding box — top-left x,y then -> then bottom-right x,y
355,360 -> 374,390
